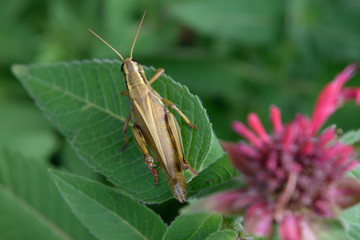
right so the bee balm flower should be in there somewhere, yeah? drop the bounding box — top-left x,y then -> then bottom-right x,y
198,64 -> 360,240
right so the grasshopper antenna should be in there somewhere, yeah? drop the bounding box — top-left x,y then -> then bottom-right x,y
130,10 -> 146,59
88,28 -> 125,62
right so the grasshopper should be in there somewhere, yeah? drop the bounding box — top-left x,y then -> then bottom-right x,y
89,11 -> 198,203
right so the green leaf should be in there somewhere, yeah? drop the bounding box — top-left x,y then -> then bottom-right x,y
12,59 -> 223,203
61,141 -> 102,180
0,147 -> 95,240
350,166 -> 360,181
340,130 -> 360,145
222,215 -> 244,233
254,237 -> 267,240
171,0 -> 283,45
191,178 -> 241,200
340,130 -> 360,179
205,230 -> 237,240
342,204 -> 360,240
316,220 -> 349,240
344,222 -> 360,240
342,204 -> 360,225
163,213 -> 222,240
49,170 -> 167,240
188,154 -> 238,197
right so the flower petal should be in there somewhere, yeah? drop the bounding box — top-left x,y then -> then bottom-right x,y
248,113 -> 270,143
330,177 -> 360,209
232,121 -> 262,148
279,215 -> 301,240
191,190 -> 250,214
299,220 -> 317,240
244,202 -> 273,237
318,127 -> 336,148
313,199 -> 334,218
341,87 -> 360,104
310,64 -> 357,135
270,105 -> 283,133
232,190 -> 263,210
221,141 -> 258,176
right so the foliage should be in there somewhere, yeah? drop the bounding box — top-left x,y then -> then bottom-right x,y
2,0 -> 360,239
0,148 -> 95,240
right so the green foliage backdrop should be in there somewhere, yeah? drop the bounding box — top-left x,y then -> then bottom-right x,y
1,0 -> 360,239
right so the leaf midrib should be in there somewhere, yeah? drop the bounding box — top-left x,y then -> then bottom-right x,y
186,215 -> 215,240
52,174 -> 148,240
0,185 -> 73,240
22,67 -> 127,123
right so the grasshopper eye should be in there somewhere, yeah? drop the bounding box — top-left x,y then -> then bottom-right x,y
132,59 -> 140,64
121,62 -> 124,72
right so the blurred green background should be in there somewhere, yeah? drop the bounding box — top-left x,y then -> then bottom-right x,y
1,0 -> 360,162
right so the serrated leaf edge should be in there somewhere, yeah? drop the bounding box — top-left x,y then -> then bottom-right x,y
49,169 -> 166,240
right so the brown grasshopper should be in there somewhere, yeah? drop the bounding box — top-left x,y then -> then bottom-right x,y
89,11 -> 198,203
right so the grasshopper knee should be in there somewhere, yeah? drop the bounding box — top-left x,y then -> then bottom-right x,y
144,156 -> 158,185
145,156 -> 156,169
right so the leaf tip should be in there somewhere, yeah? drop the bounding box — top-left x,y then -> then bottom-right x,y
47,168 -> 68,185
11,64 -> 26,75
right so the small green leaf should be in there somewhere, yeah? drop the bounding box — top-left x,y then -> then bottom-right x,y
0,147 -> 95,240
342,204 -> 360,224
340,130 -> 360,145
205,230 -> 237,240
344,222 -> 360,240
316,220 -> 349,240
342,203 -> 360,240
12,59 -> 224,203
340,130 -> 360,179
254,236 -> 268,240
50,170 -> 167,240
222,215 -> 244,233
163,213 -> 222,240
349,166 -> 360,180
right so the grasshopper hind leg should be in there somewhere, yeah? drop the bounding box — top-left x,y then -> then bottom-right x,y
165,111 -> 198,175
131,124 -> 158,185
162,98 -> 199,130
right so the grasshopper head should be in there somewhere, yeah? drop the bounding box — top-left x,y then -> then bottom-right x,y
121,58 -> 142,75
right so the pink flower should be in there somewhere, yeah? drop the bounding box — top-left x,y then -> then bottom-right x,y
196,64 -> 360,240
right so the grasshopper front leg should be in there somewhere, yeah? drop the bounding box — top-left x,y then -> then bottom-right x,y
131,124 -> 158,185
121,112 -> 132,151
148,68 -> 164,85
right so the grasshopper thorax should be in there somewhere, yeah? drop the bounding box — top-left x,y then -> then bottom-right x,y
121,58 -> 148,89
